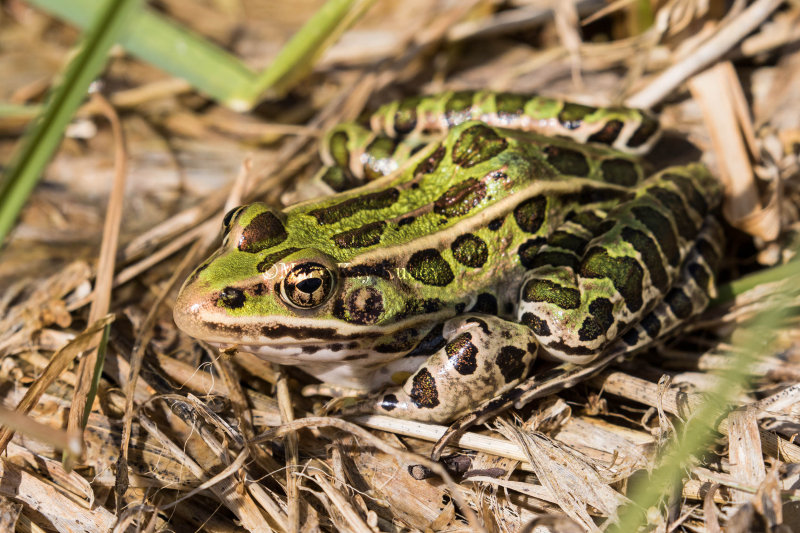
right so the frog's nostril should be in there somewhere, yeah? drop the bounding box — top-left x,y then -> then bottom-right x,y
218,287 -> 246,309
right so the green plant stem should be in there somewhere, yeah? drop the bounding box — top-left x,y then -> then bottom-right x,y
251,0 -> 369,99
713,258 -> 800,305
610,260 -> 800,531
0,0 -> 141,245
26,0 -> 257,109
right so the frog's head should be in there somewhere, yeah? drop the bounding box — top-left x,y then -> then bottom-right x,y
174,202 -> 437,364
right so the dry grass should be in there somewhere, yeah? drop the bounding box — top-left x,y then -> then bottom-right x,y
1,0 -> 800,531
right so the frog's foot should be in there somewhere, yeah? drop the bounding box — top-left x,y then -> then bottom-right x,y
301,383 -> 370,416
302,382 -> 365,399
343,314 -> 539,423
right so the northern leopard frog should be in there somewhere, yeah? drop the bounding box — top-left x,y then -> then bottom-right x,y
174,91 -> 723,423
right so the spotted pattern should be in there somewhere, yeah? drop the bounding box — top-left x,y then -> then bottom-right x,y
544,146 -> 590,177
471,293 -> 498,314
380,394 -> 398,411
496,346 -> 527,383
577,297 -> 614,341
451,234 -> 488,268
238,211 -> 288,253
521,312 -> 550,336
451,124 -> 508,168
522,279 -> 581,309
600,159 -> 639,187
588,120 -> 623,145
581,247 -> 645,312
488,217 -> 504,231
410,369 -> 439,408
434,178 -> 487,217
333,221 -> 386,248
308,188 -> 400,225
177,92 -> 723,425
621,227 -> 668,293
406,249 -> 455,287
518,237 -> 546,268
446,333 -> 479,375
415,145 -> 446,175
336,287 -> 384,325
513,197 -> 547,233
627,115 -> 659,148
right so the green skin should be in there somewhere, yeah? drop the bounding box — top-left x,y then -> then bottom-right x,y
174,91 -> 724,423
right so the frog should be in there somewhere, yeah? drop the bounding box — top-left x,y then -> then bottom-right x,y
173,90 -> 724,424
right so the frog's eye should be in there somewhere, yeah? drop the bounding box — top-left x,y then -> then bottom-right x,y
221,206 -> 244,239
280,262 -> 335,309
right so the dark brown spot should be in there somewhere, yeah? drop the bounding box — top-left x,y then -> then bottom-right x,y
433,178 -> 487,218
332,221 -> 386,249
340,260 -> 395,280
451,233 -> 488,268
627,114 -> 659,148
308,188 -> 400,225
496,346 -> 527,384
380,394 -> 398,411
488,217 -> 504,231
344,287 -> 384,325
238,211 -> 288,253
470,293 -> 498,314
518,237 -> 546,268
410,369 -> 439,408
451,124 -> 508,168
466,317 -> 491,335
407,249 -> 454,287
587,119 -> 623,145
577,297 -> 614,342
543,146 -> 590,177
406,324 -> 446,358
521,312 -> 550,336
414,144 -> 446,175
445,333 -> 478,375
513,196 -> 547,233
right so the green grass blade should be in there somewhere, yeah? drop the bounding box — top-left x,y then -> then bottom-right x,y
250,0 -> 373,99
27,0 -> 374,109
713,258 -> 800,304
0,0 -> 142,245
26,0 -> 258,109
609,258 -> 800,531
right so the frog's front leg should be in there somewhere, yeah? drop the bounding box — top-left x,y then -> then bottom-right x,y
355,315 -> 538,423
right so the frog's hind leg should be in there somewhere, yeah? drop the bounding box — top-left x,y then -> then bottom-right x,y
349,315 -> 539,423
518,164 -> 722,364
429,217 -> 725,457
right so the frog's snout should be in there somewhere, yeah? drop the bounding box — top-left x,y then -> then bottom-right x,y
173,276 -> 211,340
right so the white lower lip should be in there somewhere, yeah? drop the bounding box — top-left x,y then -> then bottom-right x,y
211,341 -> 363,365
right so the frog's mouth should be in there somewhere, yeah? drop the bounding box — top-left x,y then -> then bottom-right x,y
210,340 -> 388,366
173,296 -> 383,347
173,287 -> 414,361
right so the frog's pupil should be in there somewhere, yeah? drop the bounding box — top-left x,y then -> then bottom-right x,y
297,278 -> 322,293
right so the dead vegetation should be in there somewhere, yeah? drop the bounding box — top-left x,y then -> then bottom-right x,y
1,0 -> 800,531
